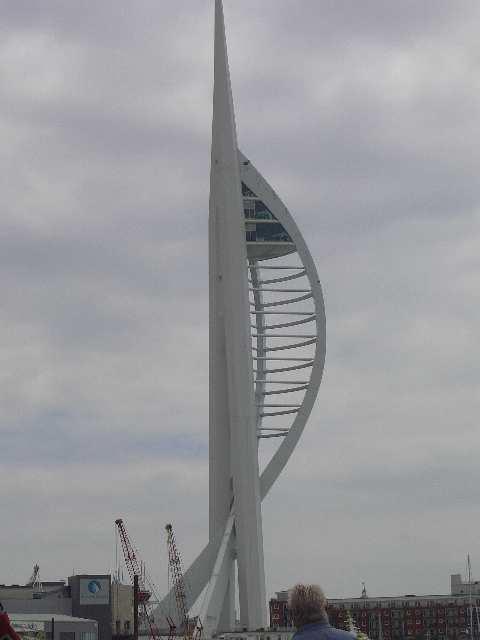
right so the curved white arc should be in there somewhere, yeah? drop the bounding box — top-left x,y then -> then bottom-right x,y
239,150 -> 327,500
249,260 -> 266,428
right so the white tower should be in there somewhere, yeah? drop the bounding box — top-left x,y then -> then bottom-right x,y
157,1 -> 326,635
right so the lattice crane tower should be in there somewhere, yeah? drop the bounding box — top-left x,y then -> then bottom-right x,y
156,1 -> 326,636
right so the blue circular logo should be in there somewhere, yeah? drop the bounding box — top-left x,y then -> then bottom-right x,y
88,580 -> 102,594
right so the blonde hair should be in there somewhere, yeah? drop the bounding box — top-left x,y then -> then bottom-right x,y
289,584 -> 328,628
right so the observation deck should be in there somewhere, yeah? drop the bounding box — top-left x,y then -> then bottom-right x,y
243,182 -> 295,261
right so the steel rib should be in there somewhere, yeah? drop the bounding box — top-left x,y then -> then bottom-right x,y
254,379 -> 309,384
260,315 -> 317,330
261,408 -> 300,417
262,385 -> 308,395
254,357 -> 313,361
257,404 -> 301,408
257,293 -> 313,308
254,265 -> 304,270
263,338 -> 317,352
249,288 -> 311,293
261,361 -> 314,374
251,311 -> 313,315
252,333 -> 317,338
258,270 -> 306,285
258,432 -> 288,439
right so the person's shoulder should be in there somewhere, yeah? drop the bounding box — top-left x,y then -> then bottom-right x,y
323,627 -> 355,640
295,624 -> 354,640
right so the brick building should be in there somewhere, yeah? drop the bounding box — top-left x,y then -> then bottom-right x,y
269,578 -> 480,640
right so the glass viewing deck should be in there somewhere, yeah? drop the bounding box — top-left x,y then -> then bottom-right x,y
242,182 -> 295,260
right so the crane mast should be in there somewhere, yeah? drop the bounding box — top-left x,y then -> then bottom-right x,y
165,523 -> 204,640
165,524 -> 189,634
114,518 -> 161,640
115,519 -> 151,603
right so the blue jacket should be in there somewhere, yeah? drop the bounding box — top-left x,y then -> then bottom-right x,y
293,622 -> 355,640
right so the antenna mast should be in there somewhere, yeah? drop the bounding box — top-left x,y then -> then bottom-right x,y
468,554 -> 474,639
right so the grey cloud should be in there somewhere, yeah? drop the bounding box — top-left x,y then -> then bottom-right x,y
1,0 -> 480,603
238,0 -> 477,48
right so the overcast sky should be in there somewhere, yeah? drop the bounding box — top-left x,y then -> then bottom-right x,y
2,0 -> 480,605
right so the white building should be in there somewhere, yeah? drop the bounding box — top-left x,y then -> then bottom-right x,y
9,613 -> 97,640
451,574 -> 480,597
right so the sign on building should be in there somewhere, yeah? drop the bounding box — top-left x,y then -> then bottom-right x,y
79,579 -> 110,606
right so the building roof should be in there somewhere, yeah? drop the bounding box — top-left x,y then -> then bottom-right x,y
328,594 -> 462,602
9,613 -> 97,624
273,590 -> 480,607
0,584 -> 68,600
0,583 -> 65,589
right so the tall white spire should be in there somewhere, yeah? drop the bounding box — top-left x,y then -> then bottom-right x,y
154,3 -> 326,636
209,0 -> 267,629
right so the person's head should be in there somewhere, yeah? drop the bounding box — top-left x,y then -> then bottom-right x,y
289,584 -> 328,628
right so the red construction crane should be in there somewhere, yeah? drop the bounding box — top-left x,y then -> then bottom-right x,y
165,523 -> 202,640
115,518 -> 164,640
115,518 -> 151,603
165,524 -> 202,640
165,523 -> 189,634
